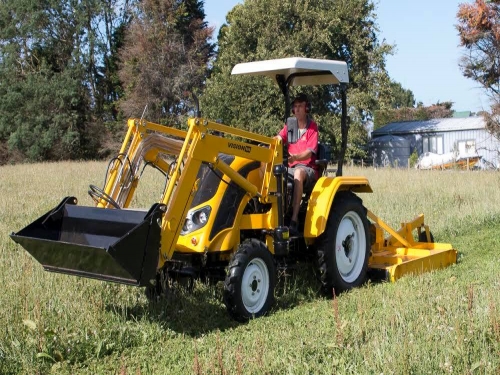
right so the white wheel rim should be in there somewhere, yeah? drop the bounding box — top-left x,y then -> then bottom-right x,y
335,211 -> 366,283
241,258 -> 269,313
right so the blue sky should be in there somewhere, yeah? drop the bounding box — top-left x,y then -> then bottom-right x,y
204,0 -> 488,113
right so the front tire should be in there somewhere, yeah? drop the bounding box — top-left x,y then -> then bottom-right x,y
317,191 -> 370,294
224,239 -> 276,322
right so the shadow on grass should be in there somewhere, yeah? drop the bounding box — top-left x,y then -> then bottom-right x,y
274,262 -> 389,307
273,262 -> 324,311
367,268 -> 390,285
103,262 -> 391,337
105,284 -> 240,336
102,264 -> 326,335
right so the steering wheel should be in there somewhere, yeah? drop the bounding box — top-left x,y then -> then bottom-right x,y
88,184 -> 121,209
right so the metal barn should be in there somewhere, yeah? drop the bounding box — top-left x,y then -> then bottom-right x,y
369,117 -> 500,169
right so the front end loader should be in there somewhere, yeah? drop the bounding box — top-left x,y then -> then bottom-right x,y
11,57 -> 457,321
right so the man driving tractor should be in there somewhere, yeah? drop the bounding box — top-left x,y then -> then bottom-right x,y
275,93 -> 319,234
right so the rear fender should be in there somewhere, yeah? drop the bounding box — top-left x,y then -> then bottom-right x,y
304,176 -> 372,238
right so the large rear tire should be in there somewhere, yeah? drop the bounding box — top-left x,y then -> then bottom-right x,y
224,239 -> 276,322
317,191 -> 370,294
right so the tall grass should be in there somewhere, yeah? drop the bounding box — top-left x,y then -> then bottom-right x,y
346,166 -> 500,238
1,162 -> 499,374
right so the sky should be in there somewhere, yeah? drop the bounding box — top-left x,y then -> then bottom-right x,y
204,0 -> 489,113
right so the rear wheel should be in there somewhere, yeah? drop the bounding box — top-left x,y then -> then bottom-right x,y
224,239 -> 276,322
317,191 -> 370,294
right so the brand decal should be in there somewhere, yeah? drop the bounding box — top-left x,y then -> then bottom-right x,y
228,142 -> 251,153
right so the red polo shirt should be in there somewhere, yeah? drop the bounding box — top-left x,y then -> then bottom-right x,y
278,120 -> 319,175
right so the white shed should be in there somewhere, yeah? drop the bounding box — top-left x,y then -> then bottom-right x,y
370,117 -> 500,169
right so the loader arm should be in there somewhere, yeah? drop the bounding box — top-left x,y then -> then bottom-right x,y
97,119 -> 188,209
98,118 -> 284,269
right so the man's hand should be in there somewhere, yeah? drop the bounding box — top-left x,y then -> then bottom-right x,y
289,150 -> 311,163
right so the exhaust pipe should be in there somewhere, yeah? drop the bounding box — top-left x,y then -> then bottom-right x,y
10,197 -> 163,286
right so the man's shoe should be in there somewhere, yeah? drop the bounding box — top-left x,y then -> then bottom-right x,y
289,220 -> 299,236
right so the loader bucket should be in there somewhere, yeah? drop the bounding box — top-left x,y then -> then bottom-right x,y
10,197 -> 163,286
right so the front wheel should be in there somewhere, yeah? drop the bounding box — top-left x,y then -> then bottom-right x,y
316,191 -> 370,294
224,239 -> 276,322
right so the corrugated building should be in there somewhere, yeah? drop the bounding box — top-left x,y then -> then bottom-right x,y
369,117 -> 500,168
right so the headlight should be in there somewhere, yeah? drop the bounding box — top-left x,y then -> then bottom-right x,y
181,206 -> 211,235
183,220 -> 194,232
195,210 -> 208,225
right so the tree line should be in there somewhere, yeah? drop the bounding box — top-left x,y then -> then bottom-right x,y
0,0 -> 214,163
1,0 -> 496,165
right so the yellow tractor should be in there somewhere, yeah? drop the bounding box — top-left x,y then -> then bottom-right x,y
11,58 -> 457,321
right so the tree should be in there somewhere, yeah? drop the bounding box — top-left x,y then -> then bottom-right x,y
118,0 -> 215,125
457,0 -> 500,97
86,0 -> 137,122
373,102 -> 454,129
456,0 -> 500,136
201,0 -> 395,159
0,1 -> 90,162
372,80 -> 415,129
387,81 -> 415,109
0,0 -> 135,163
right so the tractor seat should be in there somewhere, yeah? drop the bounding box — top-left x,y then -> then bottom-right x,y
315,143 -> 331,177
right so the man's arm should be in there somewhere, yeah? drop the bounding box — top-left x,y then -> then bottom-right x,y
277,125 -> 288,143
289,125 -> 318,162
288,149 -> 313,163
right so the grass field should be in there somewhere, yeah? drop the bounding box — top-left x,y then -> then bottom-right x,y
1,162 -> 499,374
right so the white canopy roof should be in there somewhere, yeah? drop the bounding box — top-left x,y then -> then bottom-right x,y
231,57 -> 349,86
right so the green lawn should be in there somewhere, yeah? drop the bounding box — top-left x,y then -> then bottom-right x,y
1,162 -> 499,374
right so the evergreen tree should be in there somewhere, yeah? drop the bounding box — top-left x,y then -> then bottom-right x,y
0,1 -> 87,162
0,0 -> 135,163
